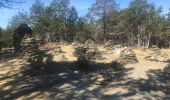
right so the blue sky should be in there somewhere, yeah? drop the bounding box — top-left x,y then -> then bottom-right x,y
0,0 -> 170,29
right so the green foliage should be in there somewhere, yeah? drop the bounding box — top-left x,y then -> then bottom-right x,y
75,31 -> 89,43
87,0 -> 119,36
3,0 -> 170,48
68,6 -> 78,23
119,0 -> 164,36
166,9 -> 170,34
168,9 -> 170,26
0,27 -> 2,38
74,17 -> 92,43
9,11 -> 30,29
66,6 -> 78,42
117,0 -> 169,47
0,28 -> 12,46
28,0 -> 79,42
30,0 -> 45,26
50,0 -> 70,19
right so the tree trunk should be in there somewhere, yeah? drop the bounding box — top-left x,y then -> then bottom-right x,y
102,12 -> 107,41
147,33 -> 151,48
137,34 -> 141,48
131,34 -> 134,46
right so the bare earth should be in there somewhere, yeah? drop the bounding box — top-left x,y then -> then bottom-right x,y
0,44 -> 170,100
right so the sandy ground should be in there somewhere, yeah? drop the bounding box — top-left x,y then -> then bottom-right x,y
0,44 -> 170,100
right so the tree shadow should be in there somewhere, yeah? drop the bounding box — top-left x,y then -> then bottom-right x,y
2,51 -> 170,100
109,63 -> 170,100
0,52 -> 22,62
0,60 -> 133,100
0,48 -> 170,100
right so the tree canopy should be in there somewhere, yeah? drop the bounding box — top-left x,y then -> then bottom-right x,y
1,0 -> 170,48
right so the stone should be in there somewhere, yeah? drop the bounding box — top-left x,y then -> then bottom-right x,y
163,63 -> 170,74
104,40 -> 115,47
145,47 -> 169,62
113,48 -> 124,55
23,38 -> 53,66
114,45 -> 122,48
85,39 -> 94,46
117,48 -> 138,65
91,75 -> 104,83
73,45 -> 102,61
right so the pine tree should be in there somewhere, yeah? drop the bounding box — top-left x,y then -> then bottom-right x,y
87,0 -> 119,41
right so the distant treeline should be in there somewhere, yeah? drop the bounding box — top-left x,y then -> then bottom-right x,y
0,0 -> 170,48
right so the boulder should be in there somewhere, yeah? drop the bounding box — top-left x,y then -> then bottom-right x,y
163,63 -> 170,76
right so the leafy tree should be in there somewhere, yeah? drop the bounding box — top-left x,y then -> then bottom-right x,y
163,9 -> 170,36
0,26 -> 13,46
119,0 -> 163,47
30,0 -> 45,26
0,27 -> 2,38
67,6 -> 78,42
68,6 -> 78,23
4,0 -> 169,47
75,17 -> 91,43
47,0 -> 71,41
50,0 -> 70,20
167,9 -> 170,29
87,0 -> 119,41
9,11 -> 30,29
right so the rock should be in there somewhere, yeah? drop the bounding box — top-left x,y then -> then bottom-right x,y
113,48 -> 124,55
53,46 -> 63,53
163,63 -> 170,75
117,48 -> 138,65
86,47 -> 102,60
23,38 -> 53,66
114,45 -> 122,48
85,39 -> 94,46
145,47 -> 169,62
104,40 -> 115,47
72,42 -> 79,47
73,45 -> 102,61
91,75 -> 104,82
73,45 -> 89,57
46,53 -> 54,64
61,55 -> 67,60
22,38 -> 39,53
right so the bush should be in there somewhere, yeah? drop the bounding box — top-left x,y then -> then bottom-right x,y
0,33 -> 12,47
75,31 -> 89,43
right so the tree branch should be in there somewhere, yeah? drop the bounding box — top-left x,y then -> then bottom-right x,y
0,0 -> 25,9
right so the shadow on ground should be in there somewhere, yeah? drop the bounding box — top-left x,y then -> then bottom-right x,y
0,59 -> 133,100
102,63 -> 170,100
1,55 -> 170,100
0,52 -> 22,61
